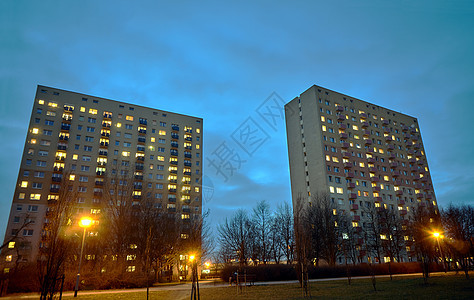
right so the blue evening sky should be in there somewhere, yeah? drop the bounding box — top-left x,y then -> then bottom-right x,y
1,0 -> 473,237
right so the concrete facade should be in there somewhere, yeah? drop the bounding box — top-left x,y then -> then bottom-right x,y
2,85 -> 203,270
285,85 -> 437,262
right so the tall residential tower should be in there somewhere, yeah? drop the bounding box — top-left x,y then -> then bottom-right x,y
2,86 -> 203,268
285,85 -> 437,262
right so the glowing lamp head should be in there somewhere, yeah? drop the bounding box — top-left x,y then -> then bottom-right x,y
189,255 -> 195,262
205,262 -> 211,268
433,232 -> 440,238
79,217 -> 92,228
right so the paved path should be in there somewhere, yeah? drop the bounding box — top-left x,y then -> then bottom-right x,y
2,271 -> 451,299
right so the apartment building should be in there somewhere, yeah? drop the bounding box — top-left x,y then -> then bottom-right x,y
285,85 -> 437,262
2,85 -> 203,268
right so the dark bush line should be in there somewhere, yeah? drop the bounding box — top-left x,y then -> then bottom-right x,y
220,262 -> 445,282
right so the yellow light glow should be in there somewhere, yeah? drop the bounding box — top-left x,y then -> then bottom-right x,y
79,217 -> 92,227
189,255 -> 195,262
38,100 -> 44,105
205,262 -> 210,268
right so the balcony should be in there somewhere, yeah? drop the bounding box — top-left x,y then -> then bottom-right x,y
133,185 -> 142,190
348,193 -> 357,200
340,133 -> 348,139
364,139 -> 372,145
139,119 -> 147,125
367,157 -> 375,164
172,125 -> 180,131
168,208 -> 176,213
96,171 -> 106,177
339,123 -> 347,130
100,141 -> 109,147
342,151 -> 350,158
416,193 -> 424,199
374,196 -> 382,202
359,113 -> 367,119
398,199 -> 405,205
95,181 -> 104,186
182,207 -> 191,213
344,162 -> 352,169
57,145 -> 67,151
385,136 -> 392,142
396,190 -> 403,196
170,161 -> 178,165
51,177 -> 62,182
184,171 -> 192,176
361,122 -> 369,128
394,179 -> 402,186
185,146 -> 192,150
347,182 -> 355,189
171,142 -> 179,148
168,197 -> 176,203
184,153 -> 192,158
60,125 -> 71,131
53,166 -> 63,172
138,129 -> 147,135
102,123 -> 111,128
101,132 -> 110,137
363,129 -> 371,137
99,150 -> 108,156
50,188 -> 60,193
185,137 -> 192,142
341,142 -> 350,149
133,195 -> 141,200
370,176 -> 379,182
388,144 -> 395,150
170,169 -> 178,174
184,162 -> 192,167
351,204 -> 359,210
137,147 -> 145,153
136,156 -> 145,161
94,191 -> 103,196
137,137 -> 146,144
103,113 -> 112,119
55,156 -> 65,162
352,215 -> 360,221
346,172 -> 354,178
382,119 -> 389,126
169,179 -> 177,183
337,114 -> 345,121
135,165 -> 144,171
400,210 -> 407,215
97,161 -> 107,167
372,186 -> 381,192
369,167 -> 377,173
391,169 -> 400,177
59,135 -> 69,141
168,189 -> 177,193
170,150 -> 178,157
336,105 -> 344,112
171,133 -> 179,140
134,175 -> 143,180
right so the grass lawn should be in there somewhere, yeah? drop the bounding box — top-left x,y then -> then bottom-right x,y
57,272 -> 473,299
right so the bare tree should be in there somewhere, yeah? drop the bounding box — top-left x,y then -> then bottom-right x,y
37,171 -> 78,300
442,204 -> 473,279
409,204 -> 439,284
217,209 -> 252,267
252,200 -> 272,265
274,202 -> 294,264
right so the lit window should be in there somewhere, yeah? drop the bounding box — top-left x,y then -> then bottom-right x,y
21,181 -> 28,188
48,102 -> 57,107
122,151 -> 130,157
30,139 -> 37,144
329,186 -> 335,193
116,122 -> 122,128
352,125 -> 358,130
150,137 -> 155,142
30,193 -> 41,200
18,193 -> 25,199
126,266 -> 136,272
38,100 -> 44,105
332,157 -> 339,163
157,156 -> 165,161
32,128 -> 39,134
196,128 -> 200,133
322,125 -> 326,131
69,174 -> 75,181
336,187 -> 343,194
89,108 -> 97,114
159,130 -> 166,136
80,106 -> 86,112
321,116 -> 325,122
196,144 -> 200,149
5,255 -> 12,262
195,187 -> 200,192
126,115 -> 133,121
8,242 -> 15,249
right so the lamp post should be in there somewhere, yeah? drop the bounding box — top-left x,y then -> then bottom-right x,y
432,231 -> 446,273
74,217 -> 92,297
189,254 -> 200,300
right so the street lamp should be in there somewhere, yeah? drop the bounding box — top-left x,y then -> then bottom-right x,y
189,254 -> 200,300
74,217 -> 92,297
432,231 -> 446,272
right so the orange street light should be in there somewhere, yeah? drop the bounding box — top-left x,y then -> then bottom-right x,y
432,230 -> 446,272
74,217 -> 93,297
189,254 -> 196,262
